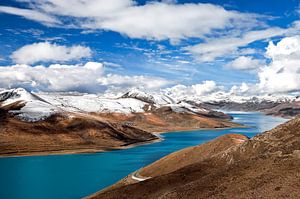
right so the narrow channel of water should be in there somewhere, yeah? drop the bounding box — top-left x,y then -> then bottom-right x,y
0,113 -> 287,199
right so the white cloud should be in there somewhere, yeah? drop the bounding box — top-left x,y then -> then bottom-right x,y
11,42 -> 92,64
98,74 -> 170,90
164,80 -> 219,99
0,62 -> 170,93
91,3 -> 250,40
229,82 -> 251,95
186,27 -> 288,62
34,0 -> 134,18
257,36 -> 300,93
0,6 -> 59,25
191,80 -> 218,96
0,62 -> 104,92
1,1 -> 260,41
225,56 -> 264,70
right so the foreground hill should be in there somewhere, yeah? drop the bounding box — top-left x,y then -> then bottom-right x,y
89,117 -> 300,199
0,88 -> 238,156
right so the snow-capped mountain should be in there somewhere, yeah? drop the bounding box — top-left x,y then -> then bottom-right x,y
170,90 -> 297,104
1,87 -> 298,122
121,89 -> 175,105
163,89 -> 298,115
0,88 -> 240,156
192,91 -> 299,117
39,92 -> 148,114
0,88 -> 215,122
0,88 -> 58,122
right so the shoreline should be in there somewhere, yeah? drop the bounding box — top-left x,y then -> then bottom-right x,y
0,137 -> 162,158
153,124 -> 246,135
0,124 -> 245,158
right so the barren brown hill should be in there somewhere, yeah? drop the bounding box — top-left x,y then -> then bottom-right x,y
96,106 -> 240,133
89,117 -> 300,199
0,109 -> 158,156
94,134 -> 248,193
0,106 -> 239,157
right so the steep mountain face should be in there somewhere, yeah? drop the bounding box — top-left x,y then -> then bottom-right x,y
0,88 -> 238,156
90,117 -> 300,199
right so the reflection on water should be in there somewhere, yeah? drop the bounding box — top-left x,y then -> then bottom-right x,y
0,112 -> 287,199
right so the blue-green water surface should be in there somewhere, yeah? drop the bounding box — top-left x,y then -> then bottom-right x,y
0,112 -> 287,199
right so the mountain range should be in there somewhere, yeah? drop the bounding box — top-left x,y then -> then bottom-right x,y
0,87 -> 299,157
0,88 -> 238,156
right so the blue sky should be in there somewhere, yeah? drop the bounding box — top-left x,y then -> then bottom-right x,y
0,0 -> 299,94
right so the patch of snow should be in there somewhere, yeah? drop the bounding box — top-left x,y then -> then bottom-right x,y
11,101 -> 57,122
39,93 -> 147,114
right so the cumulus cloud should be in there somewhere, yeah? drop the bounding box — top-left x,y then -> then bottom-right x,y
191,81 -> 218,96
11,42 -> 92,64
257,36 -> 300,93
98,74 -> 170,90
229,82 -> 251,95
164,80 -> 219,99
225,56 -> 265,70
0,1 -> 260,41
0,62 -> 170,93
0,62 -> 104,92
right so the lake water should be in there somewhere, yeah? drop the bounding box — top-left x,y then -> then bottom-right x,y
0,112 -> 287,199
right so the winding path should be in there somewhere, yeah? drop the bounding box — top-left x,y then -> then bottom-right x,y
131,170 -> 151,182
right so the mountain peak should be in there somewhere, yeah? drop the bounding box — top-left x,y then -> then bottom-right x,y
122,89 -> 156,104
0,88 -> 35,105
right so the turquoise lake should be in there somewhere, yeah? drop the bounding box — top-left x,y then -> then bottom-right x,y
0,112 -> 287,199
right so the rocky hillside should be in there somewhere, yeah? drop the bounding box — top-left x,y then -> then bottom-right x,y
90,117 -> 300,199
0,109 -> 158,156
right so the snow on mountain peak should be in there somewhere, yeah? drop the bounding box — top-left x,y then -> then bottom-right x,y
0,88 -> 58,122
122,89 -> 175,105
0,88 -> 36,105
122,89 -> 155,103
1,87 -> 297,122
